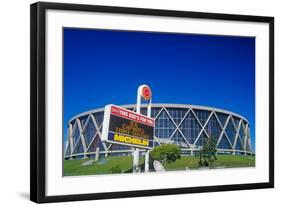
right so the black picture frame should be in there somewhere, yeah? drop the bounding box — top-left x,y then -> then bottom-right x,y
30,2 -> 274,203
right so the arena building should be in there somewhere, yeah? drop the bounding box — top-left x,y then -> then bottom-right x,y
64,104 -> 253,159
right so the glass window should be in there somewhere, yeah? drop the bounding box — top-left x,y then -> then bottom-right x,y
171,131 -> 189,148
217,134 -> 232,149
239,122 -> 246,142
216,112 -> 228,127
235,138 -> 244,150
79,115 -> 88,129
151,108 -> 162,118
140,108 -> 148,116
166,108 -> 187,125
232,116 -> 240,130
195,132 -> 208,147
193,109 -> 210,126
179,112 -> 201,144
225,119 -> 237,144
83,119 -> 97,147
155,110 -> 176,139
72,125 -> 80,146
205,115 -> 222,142
88,135 -> 105,152
72,138 -> 84,154
94,112 -> 104,126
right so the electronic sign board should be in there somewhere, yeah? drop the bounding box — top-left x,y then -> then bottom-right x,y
101,105 -> 155,149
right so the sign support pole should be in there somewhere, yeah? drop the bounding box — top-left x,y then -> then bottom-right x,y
145,98 -> 152,172
135,85 -> 152,173
133,86 -> 141,173
145,150 -> 150,172
133,148 -> 140,173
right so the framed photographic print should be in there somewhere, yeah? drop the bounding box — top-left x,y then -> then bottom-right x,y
30,1 -> 274,203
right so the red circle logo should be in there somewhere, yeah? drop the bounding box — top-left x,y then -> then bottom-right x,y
142,86 -> 151,100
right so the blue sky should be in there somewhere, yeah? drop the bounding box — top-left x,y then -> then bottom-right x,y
63,28 -> 255,150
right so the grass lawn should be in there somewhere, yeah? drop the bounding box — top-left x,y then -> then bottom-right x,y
63,156 -> 144,176
63,155 -> 255,176
165,155 -> 255,171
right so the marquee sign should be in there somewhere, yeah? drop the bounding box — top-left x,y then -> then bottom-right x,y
101,104 -> 155,149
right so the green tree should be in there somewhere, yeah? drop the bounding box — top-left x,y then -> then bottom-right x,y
150,144 -> 181,165
198,136 -> 217,167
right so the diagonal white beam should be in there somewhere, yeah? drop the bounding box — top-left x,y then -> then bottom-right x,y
247,126 -> 252,151
163,107 -> 179,130
244,123 -> 249,150
232,117 -> 243,150
81,115 -> 91,133
154,107 -> 165,120
223,116 -> 237,150
153,136 -> 162,146
64,127 -> 70,157
70,120 -> 82,154
193,110 -> 213,145
168,109 -> 191,146
68,123 -> 73,155
76,118 -> 88,154
164,107 -> 191,146
89,114 -> 108,152
215,114 -> 233,149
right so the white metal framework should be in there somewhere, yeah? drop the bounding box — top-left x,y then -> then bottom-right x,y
64,104 -> 253,159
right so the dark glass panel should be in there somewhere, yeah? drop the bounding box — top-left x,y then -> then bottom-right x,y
83,119 -> 97,147
166,108 -> 187,125
94,112 -> 104,126
155,110 -> 176,139
195,132 -> 208,147
73,138 -> 84,154
72,125 -> 80,146
205,115 -> 222,142
88,135 -> 105,152
140,108 -> 148,116
193,109 -> 211,126
79,115 -> 88,129
216,112 -> 228,127
179,111 -> 201,144
235,138 -> 244,150
232,116 -> 240,130
171,131 -> 189,148
225,119 -> 237,144
151,108 -> 162,118
217,134 -> 232,149
239,122 -> 246,143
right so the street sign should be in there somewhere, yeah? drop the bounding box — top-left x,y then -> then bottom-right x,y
101,104 -> 155,149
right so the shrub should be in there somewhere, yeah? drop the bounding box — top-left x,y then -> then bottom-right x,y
150,144 -> 181,165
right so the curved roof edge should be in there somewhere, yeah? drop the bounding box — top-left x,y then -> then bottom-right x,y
68,103 -> 249,124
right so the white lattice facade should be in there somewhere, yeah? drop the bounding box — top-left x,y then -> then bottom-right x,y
64,104 -> 253,159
